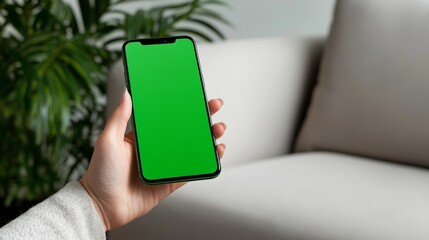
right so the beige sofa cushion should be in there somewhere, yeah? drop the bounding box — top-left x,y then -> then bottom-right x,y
295,0 -> 429,168
110,152 -> 429,240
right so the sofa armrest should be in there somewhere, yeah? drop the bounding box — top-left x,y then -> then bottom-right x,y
106,36 -> 324,166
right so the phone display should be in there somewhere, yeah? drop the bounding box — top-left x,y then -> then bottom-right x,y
122,36 -> 220,184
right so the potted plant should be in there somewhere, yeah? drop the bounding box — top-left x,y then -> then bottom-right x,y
0,0 -> 229,225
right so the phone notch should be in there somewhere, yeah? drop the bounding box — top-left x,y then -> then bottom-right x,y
139,37 -> 176,45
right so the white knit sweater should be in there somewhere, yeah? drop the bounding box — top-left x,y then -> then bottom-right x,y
0,181 -> 105,240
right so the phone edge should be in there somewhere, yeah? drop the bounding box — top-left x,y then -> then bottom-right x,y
121,36 -> 221,185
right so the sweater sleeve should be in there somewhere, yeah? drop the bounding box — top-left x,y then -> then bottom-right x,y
0,181 -> 106,240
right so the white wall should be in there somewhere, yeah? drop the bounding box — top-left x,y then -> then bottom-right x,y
66,0 -> 336,40
222,0 -> 336,39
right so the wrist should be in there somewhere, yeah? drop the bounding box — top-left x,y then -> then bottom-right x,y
79,178 -> 110,231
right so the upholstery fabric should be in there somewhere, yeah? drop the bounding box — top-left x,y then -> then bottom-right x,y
295,0 -> 429,168
110,153 -> 429,240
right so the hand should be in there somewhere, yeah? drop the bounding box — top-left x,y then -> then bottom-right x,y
79,89 -> 226,231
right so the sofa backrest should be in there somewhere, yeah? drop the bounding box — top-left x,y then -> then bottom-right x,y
107,37 -> 324,167
197,37 -> 323,166
295,0 -> 429,168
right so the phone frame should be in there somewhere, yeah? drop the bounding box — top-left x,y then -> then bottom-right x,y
122,36 -> 221,185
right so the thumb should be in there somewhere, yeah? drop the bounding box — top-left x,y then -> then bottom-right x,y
104,88 -> 132,138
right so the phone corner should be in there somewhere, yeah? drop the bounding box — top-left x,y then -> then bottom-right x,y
210,164 -> 222,178
138,173 -> 157,185
177,35 -> 196,44
121,39 -> 135,53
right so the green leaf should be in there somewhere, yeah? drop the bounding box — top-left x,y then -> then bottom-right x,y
19,32 -> 57,50
49,0 -> 72,24
98,21 -> 121,35
51,63 -> 82,105
94,0 -> 111,23
172,28 -> 213,42
187,18 -> 225,39
5,5 -> 25,38
201,0 -> 229,7
106,9 -> 129,16
78,0 -> 93,31
156,10 -> 169,36
124,11 -> 145,39
103,36 -> 127,47
195,8 -> 232,26
149,2 -> 191,13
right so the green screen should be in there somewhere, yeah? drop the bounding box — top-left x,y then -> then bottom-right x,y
123,37 -> 219,183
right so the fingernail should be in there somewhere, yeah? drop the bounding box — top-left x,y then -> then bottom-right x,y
221,122 -> 227,130
218,98 -> 224,105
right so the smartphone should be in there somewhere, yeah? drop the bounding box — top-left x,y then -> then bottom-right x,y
122,36 -> 221,184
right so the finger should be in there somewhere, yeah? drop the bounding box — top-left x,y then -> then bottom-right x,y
104,88 -> 132,138
212,122 -> 226,139
124,131 -> 134,144
216,143 -> 226,159
209,99 -> 223,115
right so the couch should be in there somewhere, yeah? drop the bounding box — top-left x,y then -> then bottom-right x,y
107,0 -> 429,239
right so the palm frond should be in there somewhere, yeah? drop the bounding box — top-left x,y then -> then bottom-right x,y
0,0 -> 229,209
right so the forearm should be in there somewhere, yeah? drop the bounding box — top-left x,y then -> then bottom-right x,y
0,181 -> 105,240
